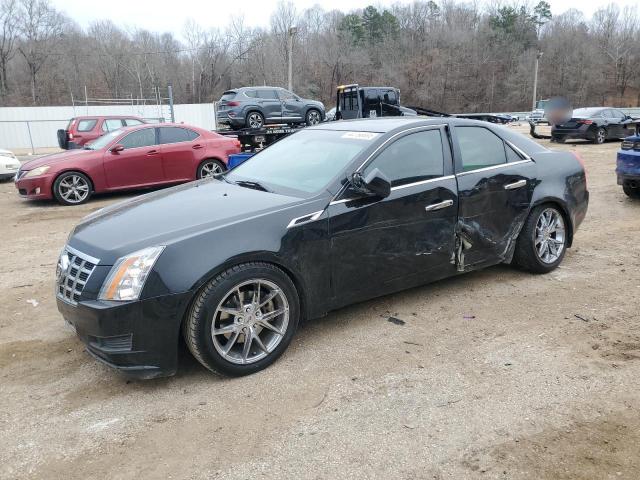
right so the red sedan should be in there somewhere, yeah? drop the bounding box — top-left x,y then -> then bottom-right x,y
15,123 -> 241,205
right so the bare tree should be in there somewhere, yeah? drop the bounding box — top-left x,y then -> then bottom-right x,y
0,0 -> 17,95
16,0 -> 65,104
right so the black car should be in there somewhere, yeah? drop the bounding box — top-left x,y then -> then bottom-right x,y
57,118 -> 589,378
551,107 -> 638,144
216,86 -> 325,129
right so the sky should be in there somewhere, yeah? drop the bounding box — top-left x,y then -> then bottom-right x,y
51,0 -> 638,39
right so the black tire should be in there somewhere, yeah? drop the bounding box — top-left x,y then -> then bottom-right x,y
623,184 -> 640,199
197,159 -> 226,179
52,171 -> 92,206
182,262 -> 300,377
512,204 -> 568,274
245,111 -> 264,129
305,109 -> 322,126
593,127 -> 606,144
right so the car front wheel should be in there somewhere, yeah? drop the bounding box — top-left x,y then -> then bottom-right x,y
512,205 -> 567,273
306,109 -> 322,126
183,262 -> 300,376
53,171 -> 92,206
623,184 -> 640,199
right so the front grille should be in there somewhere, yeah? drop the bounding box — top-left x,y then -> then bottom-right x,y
621,140 -> 635,150
56,247 -> 99,305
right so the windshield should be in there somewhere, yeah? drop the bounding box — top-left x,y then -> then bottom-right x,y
226,129 -> 378,196
535,100 -> 548,110
84,129 -> 122,150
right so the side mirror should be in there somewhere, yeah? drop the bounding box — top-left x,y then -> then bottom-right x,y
111,144 -> 124,153
352,168 -> 391,199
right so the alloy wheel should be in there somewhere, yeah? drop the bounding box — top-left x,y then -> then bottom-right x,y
211,279 -> 289,365
597,129 -> 606,144
534,208 -> 565,264
200,161 -> 223,178
58,175 -> 90,204
307,110 -> 321,125
247,113 -> 264,129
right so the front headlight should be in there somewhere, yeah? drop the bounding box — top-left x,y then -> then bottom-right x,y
24,165 -> 50,177
98,246 -> 165,301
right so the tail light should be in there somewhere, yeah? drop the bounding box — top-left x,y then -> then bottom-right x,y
226,101 -> 240,107
68,132 -> 73,140
577,120 -> 593,125
572,151 -> 587,189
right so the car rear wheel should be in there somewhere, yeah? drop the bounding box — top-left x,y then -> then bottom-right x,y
593,127 -> 606,144
305,109 -> 322,126
197,159 -> 226,179
246,111 -> 264,129
53,171 -> 92,206
512,205 -> 567,274
623,184 -> 640,199
183,262 -> 300,376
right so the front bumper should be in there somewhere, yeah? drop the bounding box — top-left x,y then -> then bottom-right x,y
57,291 -> 193,379
15,174 -> 54,199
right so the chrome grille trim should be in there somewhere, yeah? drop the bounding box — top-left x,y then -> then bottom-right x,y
56,246 -> 100,306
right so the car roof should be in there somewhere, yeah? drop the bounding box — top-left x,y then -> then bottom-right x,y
307,117 -> 453,133
114,122 -> 205,132
73,115 -> 144,120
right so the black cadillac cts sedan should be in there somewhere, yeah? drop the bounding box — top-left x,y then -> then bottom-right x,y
57,118 -> 588,378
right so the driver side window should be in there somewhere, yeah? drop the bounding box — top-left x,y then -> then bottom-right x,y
364,129 -> 445,187
120,128 -> 157,149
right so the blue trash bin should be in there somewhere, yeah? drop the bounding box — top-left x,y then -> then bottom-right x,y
228,153 -> 255,169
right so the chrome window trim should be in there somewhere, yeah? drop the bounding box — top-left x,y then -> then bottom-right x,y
456,159 -> 533,177
329,175 -> 456,205
286,210 -> 324,229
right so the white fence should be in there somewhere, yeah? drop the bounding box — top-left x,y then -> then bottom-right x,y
0,103 -> 216,152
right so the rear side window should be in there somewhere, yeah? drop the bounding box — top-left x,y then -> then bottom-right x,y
120,128 -> 157,149
257,89 -> 278,100
505,143 -> 523,162
364,129 -> 445,187
220,91 -> 236,101
77,119 -> 97,132
125,118 -> 143,126
244,90 -> 258,98
456,127 -> 507,172
158,127 -> 199,144
102,119 -> 124,132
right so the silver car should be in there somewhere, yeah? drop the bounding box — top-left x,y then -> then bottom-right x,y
216,86 -> 325,129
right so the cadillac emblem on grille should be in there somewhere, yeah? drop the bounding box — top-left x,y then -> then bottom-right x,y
56,247 -> 99,305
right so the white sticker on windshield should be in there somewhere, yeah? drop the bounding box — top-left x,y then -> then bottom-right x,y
341,132 -> 379,140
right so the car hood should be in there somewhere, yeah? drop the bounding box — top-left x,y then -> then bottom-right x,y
68,179 -> 316,264
304,99 -> 325,110
20,149 -> 98,170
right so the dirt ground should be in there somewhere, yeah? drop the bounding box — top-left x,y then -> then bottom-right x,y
1,125 -> 639,480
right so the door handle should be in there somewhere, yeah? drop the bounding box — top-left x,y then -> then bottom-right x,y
425,199 -> 453,212
146,149 -> 158,155
504,179 -> 527,190
192,144 -> 203,150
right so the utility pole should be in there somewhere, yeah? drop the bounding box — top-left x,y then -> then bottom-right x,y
532,51 -> 543,110
168,84 -> 175,123
287,26 -> 298,91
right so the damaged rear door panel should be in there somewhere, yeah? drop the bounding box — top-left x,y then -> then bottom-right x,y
450,125 -> 538,271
